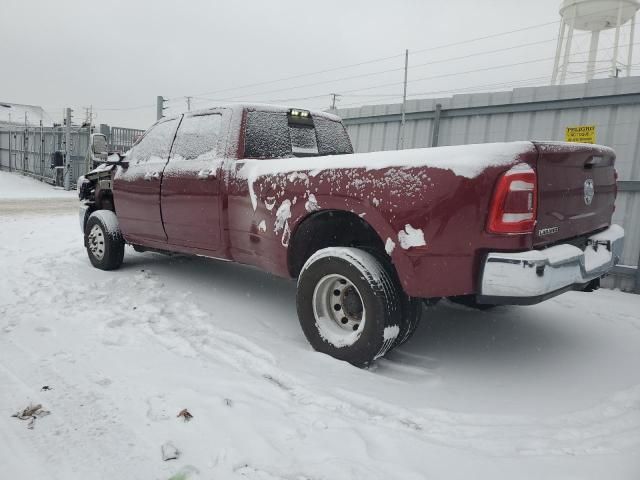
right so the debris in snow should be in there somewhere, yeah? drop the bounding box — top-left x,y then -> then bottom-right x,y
258,220 -> 266,233
385,238 -> 396,255
168,465 -> 199,480
305,194 -> 319,212
398,225 -> 426,249
12,403 -> 50,429
161,442 -> 180,461
40,386 -> 52,391
224,398 -> 233,407
176,409 -> 193,422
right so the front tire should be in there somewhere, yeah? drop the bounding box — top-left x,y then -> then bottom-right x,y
84,210 -> 125,270
296,247 -> 402,367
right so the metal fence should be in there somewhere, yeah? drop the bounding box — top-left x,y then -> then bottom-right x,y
0,123 -> 144,186
337,76 -> 640,293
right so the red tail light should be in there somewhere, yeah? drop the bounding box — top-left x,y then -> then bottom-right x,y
487,163 -> 537,234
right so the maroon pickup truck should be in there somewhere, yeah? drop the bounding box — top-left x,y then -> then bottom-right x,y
78,104 -> 624,366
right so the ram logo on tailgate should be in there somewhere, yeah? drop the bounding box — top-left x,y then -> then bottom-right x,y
584,179 -> 595,205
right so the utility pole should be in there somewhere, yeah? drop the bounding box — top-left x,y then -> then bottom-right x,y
330,93 -> 341,110
156,96 -> 167,120
64,108 -> 72,191
611,2 -> 624,79
186,96 -> 192,112
24,112 -> 29,173
86,105 -> 94,173
397,49 -> 409,150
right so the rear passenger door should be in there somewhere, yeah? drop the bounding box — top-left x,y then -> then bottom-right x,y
113,118 -> 179,242
160,111 -> 225,251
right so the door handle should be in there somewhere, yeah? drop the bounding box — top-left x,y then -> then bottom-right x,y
144,171 -> 160,181
197,169 -> 216,180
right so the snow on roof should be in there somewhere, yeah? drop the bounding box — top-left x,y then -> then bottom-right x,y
178,102 -> 342,122
0,101 -> 53,127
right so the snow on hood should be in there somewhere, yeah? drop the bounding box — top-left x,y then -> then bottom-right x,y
238,141 -> 535,210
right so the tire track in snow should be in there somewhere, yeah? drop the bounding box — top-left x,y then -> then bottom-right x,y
6,245 -> 640,458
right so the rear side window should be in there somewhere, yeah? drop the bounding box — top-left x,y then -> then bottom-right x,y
243,110 -> 353,159
172,114 -> 222,160
244,111 -> 290,159
131,119 -> 178,164
314,117 -> 353,155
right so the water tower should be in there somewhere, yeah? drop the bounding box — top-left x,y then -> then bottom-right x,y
551,0 -> 640,84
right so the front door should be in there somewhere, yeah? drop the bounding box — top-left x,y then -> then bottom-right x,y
113,118 -> 179,243
160,112 -> 225,251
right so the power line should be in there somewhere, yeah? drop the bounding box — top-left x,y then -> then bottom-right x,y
191,35 -> 637,108
191,33 -> 588,105
178,17 -> 578,102
335,40 -> 640,97
183,53 -> 405,100
82,5 -> 639,114
180,4 -> 631,102
336,66 -> 626,109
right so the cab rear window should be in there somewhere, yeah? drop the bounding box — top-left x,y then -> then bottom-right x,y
243,111 -> 353,159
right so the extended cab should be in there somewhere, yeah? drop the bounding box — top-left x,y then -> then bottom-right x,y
78,104 -> 624,366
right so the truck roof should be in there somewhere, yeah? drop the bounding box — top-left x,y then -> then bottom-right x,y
165,102 -> 342,123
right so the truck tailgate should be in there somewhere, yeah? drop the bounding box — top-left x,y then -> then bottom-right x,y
533,142 -> 616,247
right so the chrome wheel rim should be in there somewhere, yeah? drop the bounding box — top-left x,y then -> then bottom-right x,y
88,224 -> 106,260
312,274 -> 366,347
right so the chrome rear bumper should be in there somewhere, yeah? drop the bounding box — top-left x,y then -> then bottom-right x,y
479,225 -> 624,304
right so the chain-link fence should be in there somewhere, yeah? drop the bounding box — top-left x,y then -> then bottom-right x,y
0,123 -> 144,187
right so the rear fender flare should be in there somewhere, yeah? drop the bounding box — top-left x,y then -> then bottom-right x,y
288,195 -> 413,284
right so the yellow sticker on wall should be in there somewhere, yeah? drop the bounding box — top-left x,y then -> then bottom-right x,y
565,125 -> 596,144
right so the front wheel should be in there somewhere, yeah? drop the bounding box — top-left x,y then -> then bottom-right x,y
84,210 -> 125,270
296,247 -> 402,367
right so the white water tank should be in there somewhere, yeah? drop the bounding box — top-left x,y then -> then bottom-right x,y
552,0 -> 640,84
560,0 -> 640,30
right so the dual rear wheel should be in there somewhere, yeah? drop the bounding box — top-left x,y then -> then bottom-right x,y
296,247 -> 422,367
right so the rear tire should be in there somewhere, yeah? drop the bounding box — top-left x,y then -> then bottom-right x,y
394,296 -> 422,348
84,210 -> 125,271
296,247 -> 402,367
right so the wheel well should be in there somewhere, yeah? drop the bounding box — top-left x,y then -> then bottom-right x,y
288,210 -> 388,278
96,189 -> 115,212
82,189 -> 115,232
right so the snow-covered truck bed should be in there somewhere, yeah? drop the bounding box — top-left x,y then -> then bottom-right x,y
78,104 -> 623,365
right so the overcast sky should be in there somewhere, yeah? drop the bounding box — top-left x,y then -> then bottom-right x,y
2,0 -> 638,128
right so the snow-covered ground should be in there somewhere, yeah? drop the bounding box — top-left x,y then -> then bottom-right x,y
0,170 -> 76,199
1,172 -> 639,479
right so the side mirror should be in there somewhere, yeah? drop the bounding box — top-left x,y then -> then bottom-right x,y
91,134 -> 108,157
